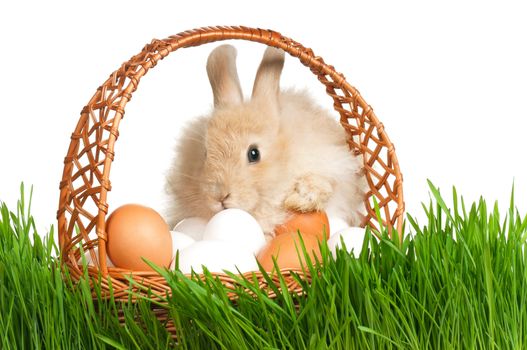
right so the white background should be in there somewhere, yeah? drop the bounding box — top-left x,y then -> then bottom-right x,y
0,1 -> 526,237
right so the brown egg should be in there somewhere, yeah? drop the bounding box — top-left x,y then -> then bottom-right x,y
274,211 -> 330,240
257,232 -> 322,272
106,204 -> 172,271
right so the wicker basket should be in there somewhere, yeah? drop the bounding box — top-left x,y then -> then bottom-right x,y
57,26 -> 404,304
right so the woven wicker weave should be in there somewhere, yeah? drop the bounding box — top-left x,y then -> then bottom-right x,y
57,26 -> 404,303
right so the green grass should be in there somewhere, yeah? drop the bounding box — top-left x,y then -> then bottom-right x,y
1,182 -> 527,349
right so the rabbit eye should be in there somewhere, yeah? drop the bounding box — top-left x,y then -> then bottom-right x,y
247,145 -> 260,163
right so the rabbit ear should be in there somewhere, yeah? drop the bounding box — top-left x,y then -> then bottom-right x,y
251,47 -> 285,107
207,45 -> 243,108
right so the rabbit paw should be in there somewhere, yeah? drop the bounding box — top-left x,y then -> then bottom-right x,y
283,174 -> 334,212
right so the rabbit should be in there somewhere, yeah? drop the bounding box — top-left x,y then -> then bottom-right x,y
165,44 -> 366,238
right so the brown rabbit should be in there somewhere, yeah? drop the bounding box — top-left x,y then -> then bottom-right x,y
166,44 -> 366,237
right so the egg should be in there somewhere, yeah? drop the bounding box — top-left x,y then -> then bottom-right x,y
202,209 -> 266,255
106,204 -> 172,271
77,246 -> 115,267
257,232 -> 322,272
274,211 -> 330,240
327,227 -> 368,258
175,240 -> 259,274
169,231 -> 195,269
327,216 -> 349,237
173,217 -> 208,241
171,231 -> 195,251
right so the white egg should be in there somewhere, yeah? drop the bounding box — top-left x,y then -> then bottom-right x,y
202,209 -> 266,255
328,227 -> 369,258
173,217 -> 208,241
173,240 -> 259,274
327,216 -> 349,236
170,231 -> 195,254
77,246 -> 115,267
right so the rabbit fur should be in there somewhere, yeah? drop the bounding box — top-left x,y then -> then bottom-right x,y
166,44 -> 366,237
